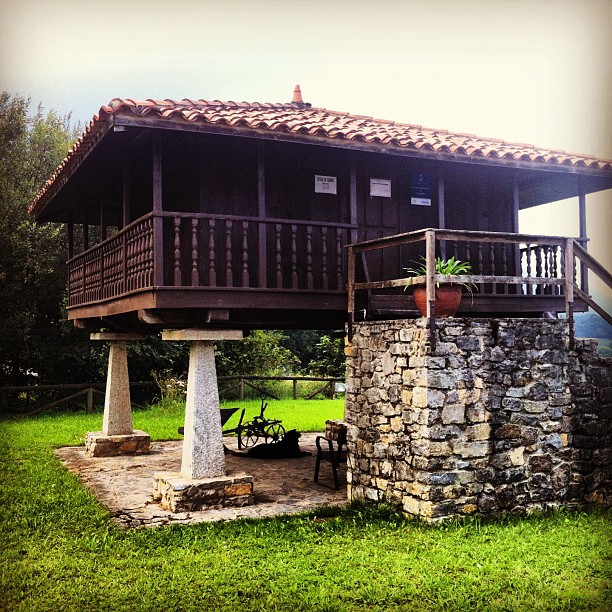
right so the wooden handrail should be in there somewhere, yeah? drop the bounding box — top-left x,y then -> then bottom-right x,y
573,240 -> 612,290
348,227 -> 575,253
346,229 -> 612,348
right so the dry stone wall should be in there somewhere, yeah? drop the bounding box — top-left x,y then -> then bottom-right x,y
344,318 -> 611,520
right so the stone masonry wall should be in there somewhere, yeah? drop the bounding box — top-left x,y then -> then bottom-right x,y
344,319 -> 611,521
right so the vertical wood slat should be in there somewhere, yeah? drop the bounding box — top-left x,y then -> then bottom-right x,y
502,244 -> 508,294
321,227 -> 329,290
225,219 -> 233,287
489,242 -> 496,294
438,174 -> 446,259
191,218 -> 199,286
257,142 -> 267,288
477,243 -> 483,293
241,221 -> 249,287
173,217 -> 182,286
275,224 -> 283,288
208,219 -> 216,287
306,225 -> 313,290
291,224 -> 298,289
336,229 -> 343,290
152,132 -> 164,286
350,160 -> 358,244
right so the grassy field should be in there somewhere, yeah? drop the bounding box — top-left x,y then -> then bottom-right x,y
1,402 -> 611,611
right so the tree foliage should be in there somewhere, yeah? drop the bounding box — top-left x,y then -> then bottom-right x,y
308,334 -> 346,377
214,330 -> 299,378
0,93 -> 85,384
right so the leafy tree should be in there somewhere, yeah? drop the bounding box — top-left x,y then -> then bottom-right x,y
0,93 -> 84,384
214,330 -> 299,377
308,334 -> 345,377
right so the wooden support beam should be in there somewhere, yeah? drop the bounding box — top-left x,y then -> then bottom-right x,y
578,178 -> 588,293
425,229 -> 436,350
564,238 -> 575,349
258,141 -> 267,288
152,132 -> 164,286
152,132 -> 163,213
438,173 -> 446,259
350,159 -> 358,244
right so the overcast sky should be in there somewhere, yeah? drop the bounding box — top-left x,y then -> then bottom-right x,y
1,0 -> 610,293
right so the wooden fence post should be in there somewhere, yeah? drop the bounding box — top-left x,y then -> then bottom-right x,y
86,387 -> 94,414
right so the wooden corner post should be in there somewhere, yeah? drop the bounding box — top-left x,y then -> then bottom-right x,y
425,230 -> 437,350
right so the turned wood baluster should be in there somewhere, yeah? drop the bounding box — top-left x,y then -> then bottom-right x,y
225,219 -> 233,287
535,245 -> 543,295
453,241 -> 458,259
147,220 -> 154,286
173,217 -> 182,286
191,218 -> 199,287
291,224 -> 298,289
275,224 -> 283,288
208,219 -> 216,287
321,227 -> 329,290
135,233 -> 141,289
306,225 -> 313,290
523,245 -> 531,295
241,221 -> 249,287
336,228 -> 343,290
552,246 -> 559,294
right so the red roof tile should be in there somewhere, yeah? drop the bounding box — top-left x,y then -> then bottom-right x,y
29,97 -> 612,216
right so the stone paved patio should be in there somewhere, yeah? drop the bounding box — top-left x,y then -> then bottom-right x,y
55,433 -> 347,528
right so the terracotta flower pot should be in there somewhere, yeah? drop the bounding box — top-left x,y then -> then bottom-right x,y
412,284 -> 463,318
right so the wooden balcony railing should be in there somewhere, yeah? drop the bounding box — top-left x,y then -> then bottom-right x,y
67,212 -> 354,308
347,228 -> 612,347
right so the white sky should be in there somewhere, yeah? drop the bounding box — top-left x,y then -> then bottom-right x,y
1,0 -> 610,297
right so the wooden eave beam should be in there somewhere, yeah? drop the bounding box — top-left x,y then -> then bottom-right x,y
110,114 -> 612,180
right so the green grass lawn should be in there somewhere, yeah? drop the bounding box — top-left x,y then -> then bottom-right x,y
1,402 -> 610,611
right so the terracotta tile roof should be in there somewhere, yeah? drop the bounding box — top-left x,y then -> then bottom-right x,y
30,97 -> 612,216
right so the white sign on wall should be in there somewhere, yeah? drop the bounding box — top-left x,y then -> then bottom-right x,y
314,175 -> 337,194
370,178 -> 392,198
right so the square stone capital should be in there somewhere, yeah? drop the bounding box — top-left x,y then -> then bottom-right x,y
90,333 -> 145,341
162,329 -> 243,342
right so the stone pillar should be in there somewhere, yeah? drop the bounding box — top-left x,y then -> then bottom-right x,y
85,333 -> 150,457
181,339 -> 226,479
153,329 -> 255,512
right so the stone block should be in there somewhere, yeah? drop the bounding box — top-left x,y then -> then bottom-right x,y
153,471 -> 254,512
441,403 -> 465,424
85,430 -> 150,457
465,423 -> 491,441
453,441 -> 490,458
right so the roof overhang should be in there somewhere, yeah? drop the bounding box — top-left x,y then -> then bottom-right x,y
30,101 -> 612,221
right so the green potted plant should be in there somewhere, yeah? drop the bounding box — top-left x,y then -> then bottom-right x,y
404,256 -> 474,317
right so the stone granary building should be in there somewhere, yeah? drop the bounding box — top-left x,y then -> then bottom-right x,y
30,87 -> 611,519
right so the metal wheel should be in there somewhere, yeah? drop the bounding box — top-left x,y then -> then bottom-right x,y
264,423 -> 285,443
239,427 -> 260,449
